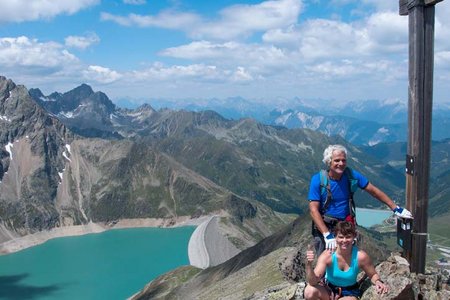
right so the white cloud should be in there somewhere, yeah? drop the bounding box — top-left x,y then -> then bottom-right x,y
102,0 -> 303,40
435,51 -> 450,81
123,0 -> 146,4
83,65 -> 122,83
161,41 -> 242,60
305,59 -> 402,81
364,12 -> 408,53
0,0 -> 100,23
0,36 -> 79,69
65,32 -> 100,50
131,63 -> 224,81
0,36 -> 91,93
192,0 -> 303,40
100,10 -> 201,29
436,51 -> 450,66
147,7 -> 410,86
306,60 -> 362,78
435,5 -> 450,51
262,24 -> 302,47
263,11 -> 407,62
297,19 -> 366,60
160,41 -> 289,73
232,67 -> 253,82
127,62 -> 253,85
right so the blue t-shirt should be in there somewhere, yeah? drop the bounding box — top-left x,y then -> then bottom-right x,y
308,169 -> 369,219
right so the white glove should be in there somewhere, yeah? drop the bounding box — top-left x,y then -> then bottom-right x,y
393,206 -> 413,219
323,232 -> 336,250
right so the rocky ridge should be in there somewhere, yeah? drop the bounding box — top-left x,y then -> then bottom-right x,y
0,76 -> 72,234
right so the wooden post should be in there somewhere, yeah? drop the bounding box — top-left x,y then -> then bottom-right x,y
399,0 -> 443,273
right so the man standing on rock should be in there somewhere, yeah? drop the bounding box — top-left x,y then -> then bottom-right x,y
308,144 -> 413,254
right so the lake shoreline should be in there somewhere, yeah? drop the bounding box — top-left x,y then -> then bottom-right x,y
0,215 -> 214,256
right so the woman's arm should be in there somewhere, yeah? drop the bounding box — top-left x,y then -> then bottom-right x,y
306,246 -> 329,285
358,250 -> 389,295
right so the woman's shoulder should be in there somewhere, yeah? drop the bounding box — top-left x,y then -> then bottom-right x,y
355,247 -> 367,255
356,248 -> 371,264
319,249 -> 333,264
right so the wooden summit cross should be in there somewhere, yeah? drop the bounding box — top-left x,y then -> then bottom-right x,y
399,0 -> 444,274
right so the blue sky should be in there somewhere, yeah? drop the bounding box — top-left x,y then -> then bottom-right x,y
1,0 -> 449,107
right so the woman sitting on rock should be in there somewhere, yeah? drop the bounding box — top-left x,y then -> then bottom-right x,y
304,221 -> 389,299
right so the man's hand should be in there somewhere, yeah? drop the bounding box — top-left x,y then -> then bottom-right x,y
393,206 -> 413,219
323,232 -> 336,250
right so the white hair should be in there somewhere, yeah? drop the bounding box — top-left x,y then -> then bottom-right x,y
322,144 -> 348,166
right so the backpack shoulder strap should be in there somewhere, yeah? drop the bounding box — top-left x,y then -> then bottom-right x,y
319,169 -> 328,194
345,167 -> 359,193
319,170 -> 332,214
345,167 -> 357,218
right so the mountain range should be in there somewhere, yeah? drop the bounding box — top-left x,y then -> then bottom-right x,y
143,96 -> 450,146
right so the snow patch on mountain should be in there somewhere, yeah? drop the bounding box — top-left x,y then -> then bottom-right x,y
1,115 -> 11,122
5,142 -> 13,160
60,111 -> 74,118
274,112 -> 292,125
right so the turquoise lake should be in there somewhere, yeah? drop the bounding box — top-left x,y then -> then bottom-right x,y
355,207 -> 393,228
0,209 -> 391,299
0,226 -> 195,300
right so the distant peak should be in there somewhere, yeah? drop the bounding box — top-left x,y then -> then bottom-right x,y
137,103 -> 155,112
28,88 -> 44,98
64,83 -> 94,98
75,83 -> 94,93
0,76 -> 17,93
49,92 -> 62,99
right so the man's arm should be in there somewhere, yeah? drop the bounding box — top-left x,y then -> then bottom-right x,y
309,201 -> 329,234
364,182 -> 413,218
364,183 -> 397,210
310,201 -> 337,250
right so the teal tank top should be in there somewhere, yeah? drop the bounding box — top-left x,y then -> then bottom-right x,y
325,246 -> 359,287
